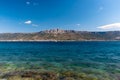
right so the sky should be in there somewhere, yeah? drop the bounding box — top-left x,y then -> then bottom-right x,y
0,0 -> 120,32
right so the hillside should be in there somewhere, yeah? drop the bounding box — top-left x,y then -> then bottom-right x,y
0,29 -> 120,41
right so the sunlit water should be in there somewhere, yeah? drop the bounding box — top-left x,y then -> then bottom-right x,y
0,41 -> 120,79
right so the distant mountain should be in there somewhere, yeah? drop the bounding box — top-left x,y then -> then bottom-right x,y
0,29 -> 120,41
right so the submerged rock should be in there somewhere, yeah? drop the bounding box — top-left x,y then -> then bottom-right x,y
0,70 -> 115,80
2,71 -> 58,80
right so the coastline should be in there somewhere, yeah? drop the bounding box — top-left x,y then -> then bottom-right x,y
0,40 -> 119,42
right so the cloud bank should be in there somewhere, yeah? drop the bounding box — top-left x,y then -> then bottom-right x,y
97,23 -> 120,30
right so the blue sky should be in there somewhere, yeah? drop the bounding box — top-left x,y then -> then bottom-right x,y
0,0 -> 120,32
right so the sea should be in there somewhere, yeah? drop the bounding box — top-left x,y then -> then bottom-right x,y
0,41 -> 120,80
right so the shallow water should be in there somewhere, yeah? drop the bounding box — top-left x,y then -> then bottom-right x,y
0,41 -> 120,79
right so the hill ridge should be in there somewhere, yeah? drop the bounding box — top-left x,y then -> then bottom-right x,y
0,29 -> 120,41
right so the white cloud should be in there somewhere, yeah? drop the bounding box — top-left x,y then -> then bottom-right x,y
24,20 -> 32,24
26,1 -> 39,6
32,24 -> 38,27
97,23 -> 120,30
26,2 -> 30,5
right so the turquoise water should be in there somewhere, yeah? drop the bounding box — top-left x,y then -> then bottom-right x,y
0,41 -> 120,79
